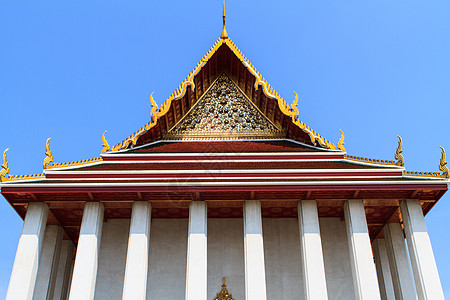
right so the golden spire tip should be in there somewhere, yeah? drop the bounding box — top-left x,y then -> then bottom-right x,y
221,0 -> 228,39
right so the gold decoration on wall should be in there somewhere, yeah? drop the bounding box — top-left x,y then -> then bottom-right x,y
43,138 -> 53,169
439,146 -> 449,179
101,131 -> 110,154
0,148 -> 10,182
214,277 -> 233,300
220,1 -> 228,39
337,129 -> 346,152
395,136 -> 405,166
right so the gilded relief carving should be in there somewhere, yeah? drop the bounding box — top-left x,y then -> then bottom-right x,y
166,73 -> 283,140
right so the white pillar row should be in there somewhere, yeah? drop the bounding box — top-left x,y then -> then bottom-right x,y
243,200 -> 267,300
372,239 -> 395,300
6,202 -> 49,300
400,199 -> 444,299
52,240 -> 74,300
297,200 -> 328,300
68,202 -> 104,300
122,201 -> 152,300
185,201 -> 207,300
33,225 -> 64,300
383,223 -> 416,299
344,199 -> 381,300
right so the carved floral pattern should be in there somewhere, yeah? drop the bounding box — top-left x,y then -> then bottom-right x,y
166,73 -> 282,139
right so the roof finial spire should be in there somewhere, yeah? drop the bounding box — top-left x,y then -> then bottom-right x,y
221,1 -> 228,39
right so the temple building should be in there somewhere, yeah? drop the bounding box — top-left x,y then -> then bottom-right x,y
1,4 -> 448,300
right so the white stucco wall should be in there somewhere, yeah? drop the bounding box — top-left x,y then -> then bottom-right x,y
207,218 -> 245,299
263,218 -> 304,300
87,216 -> 357,300
94,219 -> 130,300
320,217 -> 355,300
147,218 -> 188,300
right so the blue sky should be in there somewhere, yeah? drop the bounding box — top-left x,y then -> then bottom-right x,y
1,0 -> 449,297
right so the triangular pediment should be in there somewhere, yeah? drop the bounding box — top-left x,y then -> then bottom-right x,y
164,73 -> 284,140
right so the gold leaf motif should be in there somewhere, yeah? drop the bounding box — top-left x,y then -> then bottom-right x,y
165,73 -> 283,140
101,131 -> 110,154
0,148 -> 10,182
439,146 -> 449,179
395,136 -> 404,166
43,138 -> 53,169
150,92 -> 159,123
337,129 -> 346,152
290,92 -> 299,117
214,277 -> 233,300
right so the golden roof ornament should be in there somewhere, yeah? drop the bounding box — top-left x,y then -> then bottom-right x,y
101,131 -> 110,154
214,277 -> 233,300
337,129 -> 346,152
43,138 -> 53,169
150,92 -> 159,123
0,148 -> 10,182
395,136 -> 405,166
439,146 -> 449,179
290,92 -> 299,117
220,1 -> 228,39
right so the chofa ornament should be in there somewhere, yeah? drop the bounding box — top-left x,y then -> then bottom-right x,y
101,131 -> 110,154
0,148 -> 10,182
395,136 -> 405,167
439,146 -> 449,179
214,277 -> 233,300
43,138 -> 53,169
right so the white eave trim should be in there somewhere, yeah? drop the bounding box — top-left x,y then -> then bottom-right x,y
1,179 -> 448,188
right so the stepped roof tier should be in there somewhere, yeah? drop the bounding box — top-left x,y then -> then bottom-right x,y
0,16 -> 448,243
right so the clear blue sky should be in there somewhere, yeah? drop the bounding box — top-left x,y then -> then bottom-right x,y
1,0 -> 449,297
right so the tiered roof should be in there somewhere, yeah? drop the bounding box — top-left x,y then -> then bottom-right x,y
0,8 -> 448,242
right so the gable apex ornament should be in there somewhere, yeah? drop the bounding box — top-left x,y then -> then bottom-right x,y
214,277 -> 233,300
43,138 -> 53,169
395,136 -> 405,166
0,148 -> 10,182
221,1 -> 228,39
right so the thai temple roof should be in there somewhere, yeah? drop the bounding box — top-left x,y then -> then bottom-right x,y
0,3 -> 448,185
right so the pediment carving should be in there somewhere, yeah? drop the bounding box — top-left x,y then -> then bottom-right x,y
165,73 -> 284,140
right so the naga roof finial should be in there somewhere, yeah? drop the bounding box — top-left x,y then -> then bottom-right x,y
101,131 -> 110,154
337,129 -> 346,152
43,138 -> 53,169
439,146 -> 449,179
0,148 -> 10,182
395,136 -> 405,166
150,92 -> 159,123
220,1 -> 228,39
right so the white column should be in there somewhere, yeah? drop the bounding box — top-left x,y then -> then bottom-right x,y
68,202 -> 104,300
344,200 -> 381,300
33,225 -> 63,300
297,200 -> 328,299
122,201 -> 152,300
6,202 -> 49,300
52,240 -> 74,300
372,239 -> 395,300
383,223 -> 416,299
400,199 -> 444,299
243,200 -> 267,300
185,201 -> 207,300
